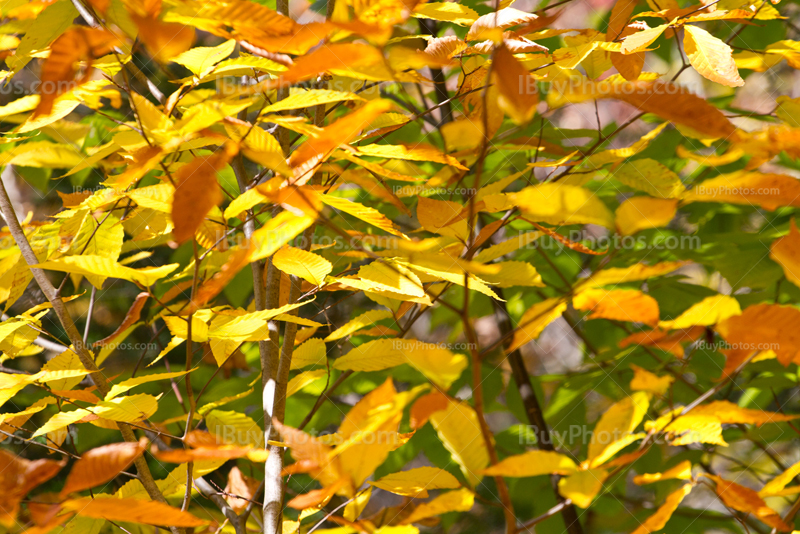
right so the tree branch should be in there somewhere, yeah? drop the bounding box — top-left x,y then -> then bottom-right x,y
494,288 -> 584,534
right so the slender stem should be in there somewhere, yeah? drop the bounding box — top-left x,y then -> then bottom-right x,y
494,288 -> 585,534
83,286 -> 97,345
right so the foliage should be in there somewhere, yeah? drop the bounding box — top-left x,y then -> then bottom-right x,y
0,0 -> 800,533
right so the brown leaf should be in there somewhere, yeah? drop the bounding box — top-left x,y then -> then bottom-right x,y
0,450 -> 65,527
62,497 -> 206,527
95,292 -> 149,348
60,440 -> 146,496
706,475 -> 792,532
34,27 -> 119,117
492,43 -> 538,125
171,147 -> 234,244
225,466 -> 260,513
288,100 -> 393,183
129,0 -> 195,62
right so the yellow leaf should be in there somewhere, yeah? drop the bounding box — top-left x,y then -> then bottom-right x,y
359,261 -> 425,298
417,196 -> 468,240
478,261 -> 544,288
226,119 -> 290,177
399,256 -> 501,300
631,484 -> 693,534
170,39 -> 236,75
34,256 -> 178,288
92,394 -> 159,422
558,468 -> 608,508
369,466 -> 460,497
705,475 -> 791,532
684,25 -> 744,87
63,497 -> 206,527
400,488 -> 475,524
610,159 -> 684,198
574,288 -> 660,326
760,460 -> 800,497
413,2 -> 479,25
320,194 -> 406,238
486,183 -> 614,229
40,349 -> 86,391
633,460 -> 693,485
771,219 -> 800,288
482,450 -> 578,477
106,369 -> 194,400
684,172 -> 800,211
690,400 -> 800,426
290,338 -> 327,369
588,392 -> 649,465
615,197 -> 678,235
620,24 -> 668,54
492,44 -> 538,125
205,409 -> 264,448
333,338 -> 467,389
344,486 -> 372,521
581,261 -> 686,288
324,309 -> 394,341
506,298 -> 567,353
473,231 -> 541,263
249,211 -> 316,262
285,370 -> 327,398
33,409 -> 92,438
429,399 -> 489,487
355,143 -> 468,171
629,365 -> 674,396
261,89 -> 364,114
337,379 -> 409,486
205,301 -> 310,341
273,246 -> 332,286
645,410 -> 727,446
659,294 -> 741,329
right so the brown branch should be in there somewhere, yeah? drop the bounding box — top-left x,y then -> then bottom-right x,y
494,288 -> 585,534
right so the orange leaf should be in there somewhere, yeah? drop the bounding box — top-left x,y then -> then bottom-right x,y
717,304 -> 800,366
130,2 -> 195,63
618,326 -> 705,357
491,44 -> 538,125
410,391 -> 450,429
60,440 -> 146,496
171,148 -> 233,244
0,450 -> 64,527
225,466 -> 260,513
770,219 -> 800,288
705,475 -> 792,532
34,27 -> 120,117
607,0 -> 638,42
62,497 -> 206,527
289,100 -> 394,183
573,288 -> 660,326
95,292 -> 149,348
